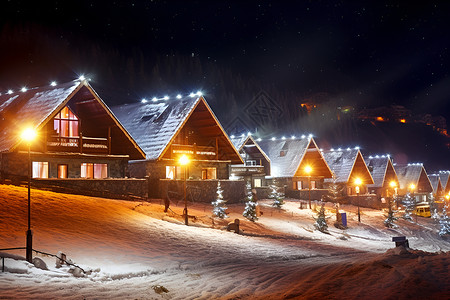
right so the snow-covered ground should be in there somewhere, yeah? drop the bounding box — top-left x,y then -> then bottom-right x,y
0,184 -> 449,299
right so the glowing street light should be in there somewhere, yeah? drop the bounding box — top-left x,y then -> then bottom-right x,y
389,181 -> 398,208
21,128 -> 37,263
179,154 -> 190,225
305,165 -> 312,209
355,177 -> 362,222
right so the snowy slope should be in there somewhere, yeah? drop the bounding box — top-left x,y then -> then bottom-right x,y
0,184 -> 449,299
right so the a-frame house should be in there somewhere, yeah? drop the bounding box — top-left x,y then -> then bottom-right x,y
428,174 -> 444,199
394,163 -> 433,203
365,155 -> 399,199
439,171 -> 450,195
322,148 -> 374,195
0,80 -> 145,181
112,95 -> 243,197
258,137 -> 333,194
230,135 -> 271,187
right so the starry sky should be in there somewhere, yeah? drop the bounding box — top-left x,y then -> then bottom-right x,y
1,1 -> 450,120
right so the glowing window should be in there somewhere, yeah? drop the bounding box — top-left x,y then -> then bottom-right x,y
81,163 -> 107,179
254,178 -> 262,188
53,106 -> 79,137
58,164 -> 68,178
201,168 -> 217,179
32,162 -> 49,178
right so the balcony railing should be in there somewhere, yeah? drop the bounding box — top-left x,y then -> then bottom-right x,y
171,144 -> 217,159
230,164 -> 266,176
46,135 -> 108,154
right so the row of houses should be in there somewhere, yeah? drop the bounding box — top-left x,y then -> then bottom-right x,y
0,79 -> 448,206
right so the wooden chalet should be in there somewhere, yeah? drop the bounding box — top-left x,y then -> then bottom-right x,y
438,171 -> 450,194
0,80 -> 145,181
428,174 -> 444,199
112,95 -> 243,197
323,148 -> 374,195
365,155 -> 399,199
394,163 -> 433,203
230,135 -> 270,187
257,137 -> 333,193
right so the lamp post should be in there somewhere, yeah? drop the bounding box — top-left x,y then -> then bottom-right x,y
410,183 -> 417,223
355,177 -> 362,222
389,181 -> 397,208
179,154 -> 190,225
21,128 -> 36,263
304,165 -> 312,209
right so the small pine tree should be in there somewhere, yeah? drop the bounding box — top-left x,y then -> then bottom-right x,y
243,182 -> 258,222
269,181 -> 284,208
327,179 -> 344,203
212,181 -> 228,219
439,204 -> 450,236
384,200 -> 398,228
314,203 -> 328,233
403,193 -> 415,221
431,208 -> 440,222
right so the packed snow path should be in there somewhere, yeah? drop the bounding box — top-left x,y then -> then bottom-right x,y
0,185 -> 448,299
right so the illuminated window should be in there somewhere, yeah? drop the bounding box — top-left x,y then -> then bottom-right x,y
58,164 -> 68,178
32,162 -> 49,178
166,166 -> 175,179
81,163 -> 107,179
254,178 -> 262,188
201,168 -> 217,179
295,181 -> 302,190
311,180 -> 316,189
53,106 -> 79,137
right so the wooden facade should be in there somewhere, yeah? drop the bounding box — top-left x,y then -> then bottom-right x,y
0,80 -> 145,181
365,155 -> 399,199
395,164 -> 433,203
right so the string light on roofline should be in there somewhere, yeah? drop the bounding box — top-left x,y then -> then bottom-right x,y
78,75 -> 85,81
230,135 -> 235,138
301,134 -> 306,139
241,133 -> 245,137
308,133 -> 313,138
152,97 -> 158,102
337,148 -> 342,151
257,138 -> 262,142
281,136 -> 286,140
50,81 -> 57,86
189,92 -> 196,98
355,146 -> 360,150
176,94 -> 182,99
331,148 -> 334,151
163,95 -> 169,100
271,137 -> 276,141
7,89 -> 13,94
347,147 -> 351,151
247,132 -> 252,136
196,91 -> 202,96
21,87 -> 27,92
291,135 -> 295,139
141,98 -> 148,103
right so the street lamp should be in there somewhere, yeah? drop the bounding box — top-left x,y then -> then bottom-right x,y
179,154 -> 190,225
355,177 -> 362,222
389,181 -> 398,208
304,165 -> 312,209
409,183 -> 417,223
21,128 -> 37,263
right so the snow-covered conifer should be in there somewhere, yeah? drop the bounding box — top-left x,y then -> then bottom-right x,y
403,193 -> 415,221
269,181 -> 284,208
212,181 -> 228,219
314,203 -> 328,233
439,203 -> 450,236
243,181 -> 258,222
384,201 -> 398,228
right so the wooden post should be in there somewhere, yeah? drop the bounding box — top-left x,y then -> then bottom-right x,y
215,137 -> 219,160
107,126 -> 111,155
194,143 -> 197,160
79,132 -> 83,154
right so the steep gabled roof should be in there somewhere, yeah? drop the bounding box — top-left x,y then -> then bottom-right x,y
0,81 -> 80,152
428,174 -> 443,195
258,137 -> 332,178
395,164 -> 433,192
439,171 -> 450,193
112,96 -> 242,162
0,80 -> 145,159
365,155 -> 398,188
323,149 -> 374,184
231,135 -> 271,164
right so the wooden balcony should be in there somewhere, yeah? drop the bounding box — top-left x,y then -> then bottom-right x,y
230,164 -> 266,176
46,135 -> 109,154
171,144 -> 217,160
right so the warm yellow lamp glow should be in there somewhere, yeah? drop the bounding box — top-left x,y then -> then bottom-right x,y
304,165 -> 312,175
389,181 -> 397,188
354,178 -> 362,186
409,183 -> 416,191
445,194 -> 450,200
179,154 -> 190,166
21,128 -> 37,142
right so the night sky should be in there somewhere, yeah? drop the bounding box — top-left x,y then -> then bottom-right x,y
1,1 -> 450,119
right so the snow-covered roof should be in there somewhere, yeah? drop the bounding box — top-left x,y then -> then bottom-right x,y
428,174 -> 442,194
438,171 -> 450,192
112,96 -> 241,162
257,138 -> 310,177
322,149 -> 373,184
230,135 -> 249,151
395,164 -> 432,192
365,156 -> 398,188
0,81 -> 81,152
231,135 -> 270,164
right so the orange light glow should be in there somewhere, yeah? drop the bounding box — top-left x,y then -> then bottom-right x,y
21,128 -> 37,142
179,154 -> 190,166
376,116 -> 384,121
304,165 -> 312,175
355,178 -> 362,186
400,119 -> 406,123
